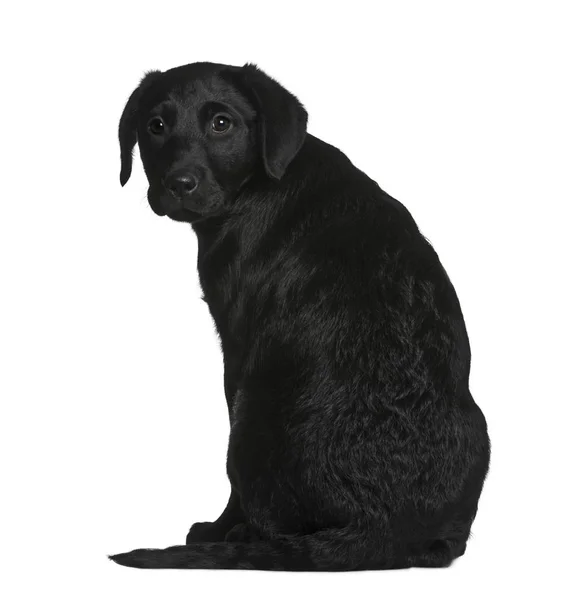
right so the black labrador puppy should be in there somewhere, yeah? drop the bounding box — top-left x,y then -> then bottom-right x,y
110,62 -> 489,571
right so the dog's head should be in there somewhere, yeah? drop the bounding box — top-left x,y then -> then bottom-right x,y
119,62 -> 308,222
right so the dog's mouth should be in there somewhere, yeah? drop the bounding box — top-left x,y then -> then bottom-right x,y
147,190 -> 168,217
147,187 -> 195,219
166,206 -> 200,222
147,186 -> 223,222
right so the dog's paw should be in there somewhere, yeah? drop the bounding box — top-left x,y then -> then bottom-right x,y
225,523 -> 253,542
185,521 -> 218,543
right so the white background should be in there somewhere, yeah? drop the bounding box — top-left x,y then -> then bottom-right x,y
1,1 -> 561,598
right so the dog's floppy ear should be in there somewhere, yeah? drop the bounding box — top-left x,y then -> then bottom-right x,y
233,64 -> 308,180
118,70 -> 162,186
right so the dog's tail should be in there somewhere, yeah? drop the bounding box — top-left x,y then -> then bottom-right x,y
109,528 -> 394,571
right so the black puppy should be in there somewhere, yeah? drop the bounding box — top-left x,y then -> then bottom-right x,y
110,62 -> 489,571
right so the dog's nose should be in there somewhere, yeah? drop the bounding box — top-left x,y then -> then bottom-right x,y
165,171 -> 199,199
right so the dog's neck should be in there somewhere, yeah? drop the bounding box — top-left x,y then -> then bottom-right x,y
191,134 -> 363,323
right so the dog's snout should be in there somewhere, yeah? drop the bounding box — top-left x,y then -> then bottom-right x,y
165,171 -> 199,199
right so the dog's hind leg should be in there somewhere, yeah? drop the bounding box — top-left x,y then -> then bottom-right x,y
405,500 -> 478,568
405,537 -> 467,568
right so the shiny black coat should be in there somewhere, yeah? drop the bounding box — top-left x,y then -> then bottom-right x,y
111,63 -> 489,570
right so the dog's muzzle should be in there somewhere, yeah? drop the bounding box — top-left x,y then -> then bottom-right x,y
164,169 -> 199,201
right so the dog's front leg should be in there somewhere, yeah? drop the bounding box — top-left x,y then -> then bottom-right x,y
186,487 -> 244,543
185,369 -> 242,543
186,369 -> 244,544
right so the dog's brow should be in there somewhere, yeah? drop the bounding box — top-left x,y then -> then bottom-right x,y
176,78 -> 215,98
149,100 -> 175,115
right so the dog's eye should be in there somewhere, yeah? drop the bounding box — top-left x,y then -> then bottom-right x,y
148,117 -> 165,135
211,114 -> 232,134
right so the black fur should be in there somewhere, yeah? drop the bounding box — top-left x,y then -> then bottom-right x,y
110,62 -> 490,571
